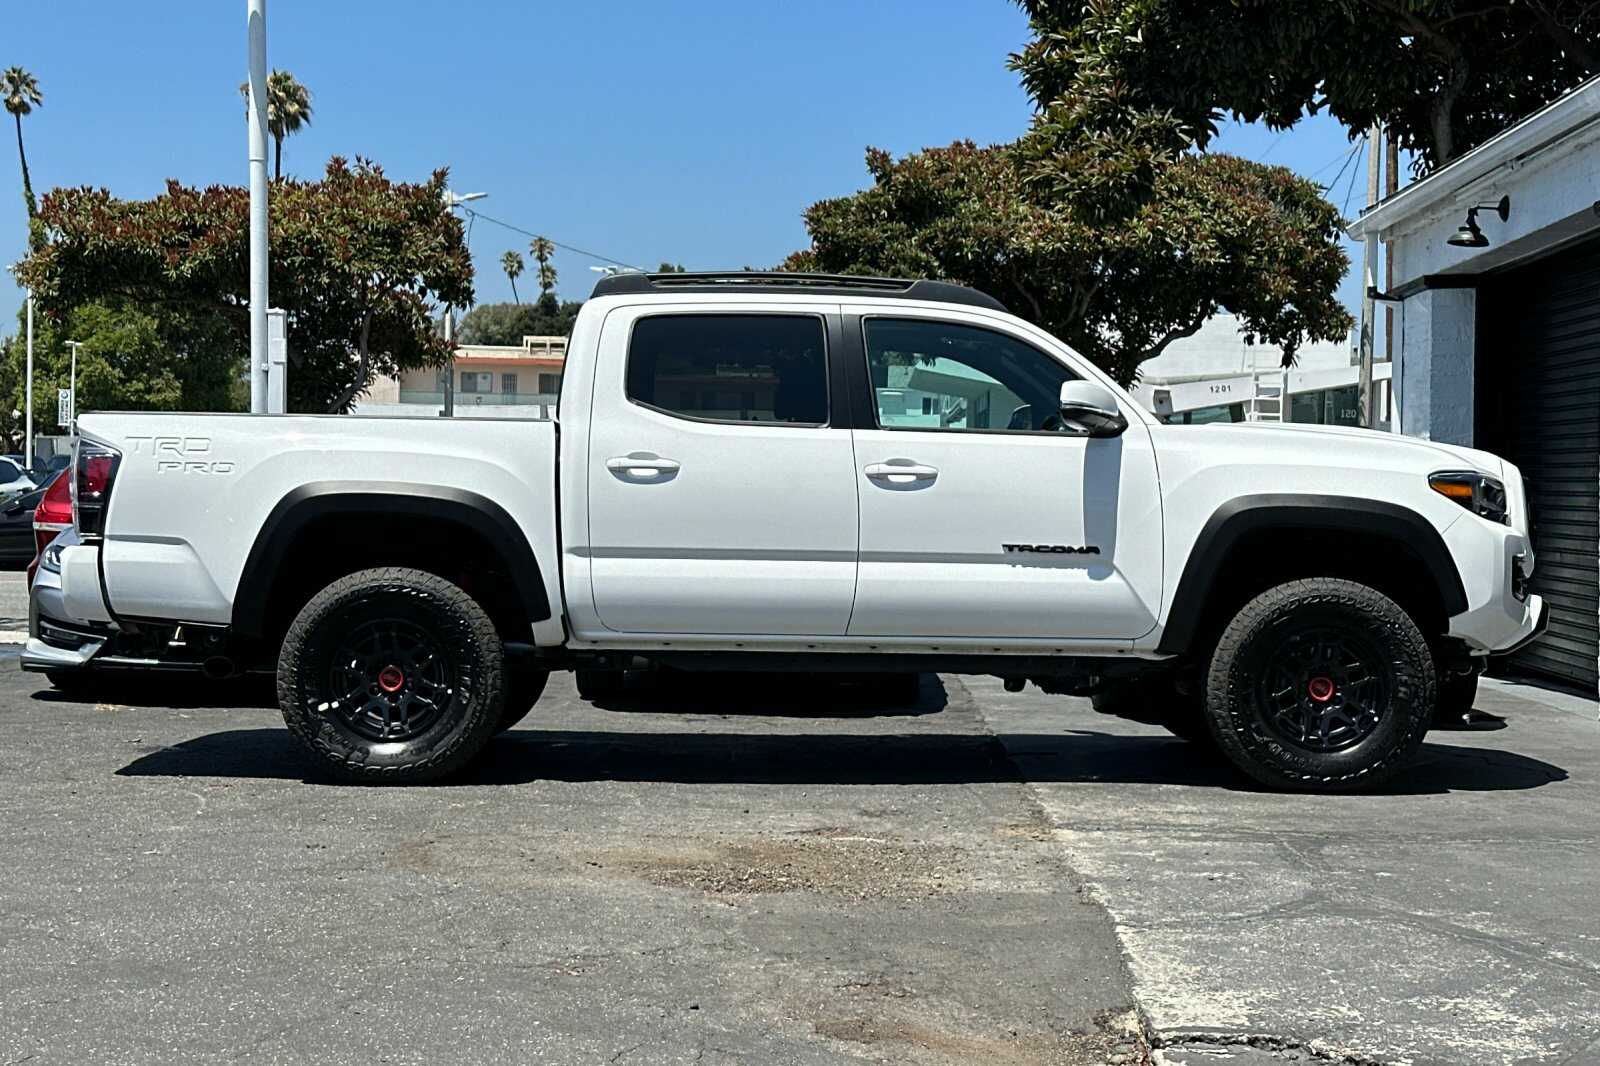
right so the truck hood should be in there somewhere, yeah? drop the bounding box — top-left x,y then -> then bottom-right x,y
1202,421 -> 1505,478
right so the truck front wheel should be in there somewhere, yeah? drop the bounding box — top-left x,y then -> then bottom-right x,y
1205,578 -> 1434,792
277,567 -> 505,784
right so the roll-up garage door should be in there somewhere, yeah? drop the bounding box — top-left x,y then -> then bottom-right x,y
1482,237 -> 1600,690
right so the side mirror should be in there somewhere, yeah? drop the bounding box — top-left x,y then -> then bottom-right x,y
1059,381 -> 1129,438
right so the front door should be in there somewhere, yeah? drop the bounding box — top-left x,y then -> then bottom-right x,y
585,306 -> 859,636
846,313 -> 1163,642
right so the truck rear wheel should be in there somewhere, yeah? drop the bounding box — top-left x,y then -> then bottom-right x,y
1205,578 -> 1434,792
277,567 -> 505,784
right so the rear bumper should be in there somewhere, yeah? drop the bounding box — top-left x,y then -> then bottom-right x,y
21,563 -> 111,672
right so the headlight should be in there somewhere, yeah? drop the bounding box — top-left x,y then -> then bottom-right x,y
1429,471 -> 1508,524
40,540 -> 64,573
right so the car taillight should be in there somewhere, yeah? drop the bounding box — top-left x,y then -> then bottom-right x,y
72,440 -> 121,541
34,471 -> 72,532
27,472 -> 74,584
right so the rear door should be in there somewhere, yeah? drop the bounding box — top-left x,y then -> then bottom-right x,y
584,305 -> 860,635
843,310 -> 1163,642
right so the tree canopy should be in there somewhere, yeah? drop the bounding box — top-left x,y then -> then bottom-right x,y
786,141 -> 1351,384
15,157 -> 473,413
456,296 -> 581,346
1012,1 -> 1600,174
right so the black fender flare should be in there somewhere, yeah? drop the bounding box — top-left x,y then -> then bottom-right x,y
231,481 -> 552,638
1155,494 -> 1469,656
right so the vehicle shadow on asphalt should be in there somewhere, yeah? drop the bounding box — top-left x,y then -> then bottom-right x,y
115,727 -> 1567,794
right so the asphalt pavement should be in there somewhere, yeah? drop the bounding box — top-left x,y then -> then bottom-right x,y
0,657 -> 1596,1065
0,569 -> 28,634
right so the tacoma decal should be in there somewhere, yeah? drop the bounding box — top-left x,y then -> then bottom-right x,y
1002,543 -> 1100,555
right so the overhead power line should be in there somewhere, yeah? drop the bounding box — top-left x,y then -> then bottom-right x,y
462,208 -> 646,273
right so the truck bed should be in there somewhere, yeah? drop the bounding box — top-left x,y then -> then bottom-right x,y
78,412 -> 560,630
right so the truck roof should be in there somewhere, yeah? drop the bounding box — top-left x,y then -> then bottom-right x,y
589,271 -> 1008,313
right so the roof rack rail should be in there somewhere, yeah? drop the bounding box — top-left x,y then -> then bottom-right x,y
589,271 -> 1008,312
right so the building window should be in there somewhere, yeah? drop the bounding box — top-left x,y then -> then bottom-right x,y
538,372 -> 562,395
626,314 -> 827,424
461,371 -> 492,394
502,373 -> 518,396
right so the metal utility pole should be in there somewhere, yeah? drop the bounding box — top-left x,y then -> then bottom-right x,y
439,189 -> 486,418
1358,123 -> 1381,428
442,306 -> 455,416
247,0 -> 269,414
1385,130 -> 1401,434
64,339 -> 82,429
24,293 -> 33,468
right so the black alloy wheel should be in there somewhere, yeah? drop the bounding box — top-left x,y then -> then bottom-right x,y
1258,627 -> 1390,752
278,567 -> 505,784
1205,577 -> 1434,792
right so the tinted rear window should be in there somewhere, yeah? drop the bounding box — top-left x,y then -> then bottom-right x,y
626,314 -> 827,425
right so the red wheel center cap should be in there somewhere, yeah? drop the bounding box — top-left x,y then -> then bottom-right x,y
1307,676 -> 1336,703
378,665 -> 406,693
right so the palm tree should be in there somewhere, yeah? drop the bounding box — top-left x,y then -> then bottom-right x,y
501,250 -> 524,303
0,67 -> 42,218
238,69 -> 313,179
529,236 -> 556,299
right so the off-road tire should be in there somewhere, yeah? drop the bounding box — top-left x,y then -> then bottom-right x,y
575,668 -> 626,701
1206,578 -> 1434,792
1432,670 -> 1479,726
277,567 -> 505,784
497,666 -> 550,733
1091,674 -> 1212,746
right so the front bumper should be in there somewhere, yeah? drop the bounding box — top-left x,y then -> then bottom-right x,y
1442,512 -> 1547,654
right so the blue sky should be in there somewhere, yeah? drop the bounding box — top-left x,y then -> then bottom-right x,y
4,0 -> 1372,323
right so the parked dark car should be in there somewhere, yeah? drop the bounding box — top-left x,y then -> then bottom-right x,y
0,471 -> 61,565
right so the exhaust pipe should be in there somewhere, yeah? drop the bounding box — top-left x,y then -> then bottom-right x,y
201,656 -> 237,681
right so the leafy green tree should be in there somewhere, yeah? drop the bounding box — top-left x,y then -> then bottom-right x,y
456,299 -> 582,345
656,262 -> 687,273
786,142 -> 1351,384
529,236 -> 557,298
1012,0 -> 1600,174
238,69 -> 313,180
501,250 -> 524,302
18,157 -> 473,412
0,299 -> 242,446
1,66 -> 42,219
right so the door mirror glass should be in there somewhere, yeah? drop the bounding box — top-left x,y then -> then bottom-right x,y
1059,381 -> 1128,438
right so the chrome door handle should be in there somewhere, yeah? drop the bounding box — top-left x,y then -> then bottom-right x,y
864,461 -> 939,483
606,454 -> 680,478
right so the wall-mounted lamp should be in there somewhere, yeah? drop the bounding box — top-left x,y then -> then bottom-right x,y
1447,195 -> 1510,248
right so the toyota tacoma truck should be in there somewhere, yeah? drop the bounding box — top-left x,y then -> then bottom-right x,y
24,272 -> 1546,791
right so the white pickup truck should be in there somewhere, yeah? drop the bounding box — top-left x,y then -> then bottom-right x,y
26,272 -> 1546,791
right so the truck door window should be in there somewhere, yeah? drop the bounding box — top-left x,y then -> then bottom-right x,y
863,318 -> 1078,433
626,314 -> 828,425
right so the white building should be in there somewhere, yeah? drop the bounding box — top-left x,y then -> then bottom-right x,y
1349,76 -> 1600,690
356,335 -> 567,418
1128,314 -> 1377,426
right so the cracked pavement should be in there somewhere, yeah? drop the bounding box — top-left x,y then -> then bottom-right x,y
0,653 -> 1595,1065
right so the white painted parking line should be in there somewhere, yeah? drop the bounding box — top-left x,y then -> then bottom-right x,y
0,630 -> 28,644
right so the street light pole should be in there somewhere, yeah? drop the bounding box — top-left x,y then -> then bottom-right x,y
440,189 -> 486,418
246,0 -> 269,414
64,340 -> 82,427
23,292 -> 32,468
